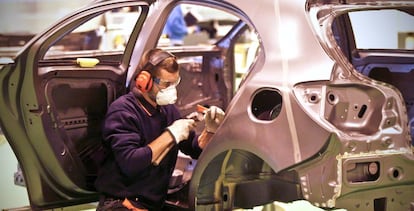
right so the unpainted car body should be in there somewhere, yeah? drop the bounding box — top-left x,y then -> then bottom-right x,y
189,1 -> 414,210
0,0 -> 413,210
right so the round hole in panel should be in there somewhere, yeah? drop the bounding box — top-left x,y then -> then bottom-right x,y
251,88 -> 282,121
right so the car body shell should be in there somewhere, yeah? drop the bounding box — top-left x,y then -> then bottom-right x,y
0,0 -> 413,210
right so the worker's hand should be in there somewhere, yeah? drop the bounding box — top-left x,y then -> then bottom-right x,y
186,111 -> 202,122
204,106 -> 225,133
167,119 -> 196,143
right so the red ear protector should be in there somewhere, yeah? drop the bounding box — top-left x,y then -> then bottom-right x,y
135,70 -> 153,92
135,51 -> 175,92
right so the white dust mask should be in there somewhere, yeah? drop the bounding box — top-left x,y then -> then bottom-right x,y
156,85 -> 177,105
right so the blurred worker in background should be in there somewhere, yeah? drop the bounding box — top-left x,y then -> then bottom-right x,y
162,5 -> 199,46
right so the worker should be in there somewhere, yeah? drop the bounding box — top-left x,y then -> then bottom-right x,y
94,48 -> 225,211
162,5 -> 189,45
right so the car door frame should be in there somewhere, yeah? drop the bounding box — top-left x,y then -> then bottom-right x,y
0,1 -> 152,209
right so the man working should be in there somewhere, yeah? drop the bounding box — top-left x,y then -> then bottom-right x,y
95,48 -> 224,210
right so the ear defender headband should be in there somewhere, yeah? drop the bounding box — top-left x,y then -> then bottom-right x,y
135,51 -> 175,92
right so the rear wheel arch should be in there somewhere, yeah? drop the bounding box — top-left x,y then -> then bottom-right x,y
189,144 -> 302,210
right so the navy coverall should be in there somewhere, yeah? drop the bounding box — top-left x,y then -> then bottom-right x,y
95,91 -> 202,210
